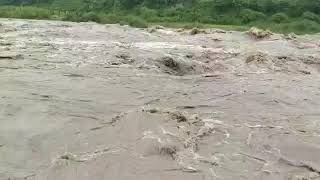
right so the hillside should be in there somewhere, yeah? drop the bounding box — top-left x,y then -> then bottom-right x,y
0,0 -> 320,34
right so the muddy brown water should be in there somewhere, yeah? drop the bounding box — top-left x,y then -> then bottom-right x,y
0,19 -> 320,180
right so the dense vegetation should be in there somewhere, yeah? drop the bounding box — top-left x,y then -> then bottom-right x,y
0,0 -> 320,34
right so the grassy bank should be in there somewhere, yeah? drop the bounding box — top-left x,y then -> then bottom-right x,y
0,6 -> 320,34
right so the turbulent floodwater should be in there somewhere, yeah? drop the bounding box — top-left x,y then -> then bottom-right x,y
0,19 -> 320,180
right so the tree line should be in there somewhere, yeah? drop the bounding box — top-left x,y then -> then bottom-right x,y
2,0 -> 320,15
0,0 -> 320,34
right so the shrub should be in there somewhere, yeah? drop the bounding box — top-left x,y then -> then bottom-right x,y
289,19 -> 320,34
138,6 -> 158,21
271,13 -> 289,23
62,12 -> 81,22
163,7 -> 178,17
302,11 -> 320,22
240,9 -> 266,24
21,7 -> 51,19
198,16 -> 215,24
97,14 -> 122,24
214,15 -> 242,25
124,16 -> 148,28
263,19 -> 320,34
81,12 -> 99,22
0,6 -> 51,19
